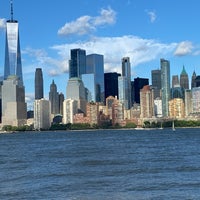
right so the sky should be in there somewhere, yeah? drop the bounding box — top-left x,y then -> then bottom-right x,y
1,0 -> 200,109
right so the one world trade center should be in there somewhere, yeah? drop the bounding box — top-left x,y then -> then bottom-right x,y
4,0 -> 23,85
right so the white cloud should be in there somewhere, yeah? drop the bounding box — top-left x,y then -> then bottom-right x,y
58,7 -> 116,36
52,35 -> 177,74
174,41 -> 194,56
147,11 -> 156,23
0,18 -> 6,30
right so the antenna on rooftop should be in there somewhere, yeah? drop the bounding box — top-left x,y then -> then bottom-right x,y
10,0 -> 14,21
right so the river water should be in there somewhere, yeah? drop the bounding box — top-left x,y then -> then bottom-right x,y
0,128 -> 200,199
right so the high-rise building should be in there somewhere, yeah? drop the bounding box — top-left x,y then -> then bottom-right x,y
151,69 -> 161,99
59,93 -> 64,115
161,58 -> 170,117
86,54 -> 104,102
34,99 -> 51,130
118,76 -> 129,109
2,76 -> 27,126
185,89 -> 192,117
195,76 -> 200,87
104,72 -> 120,100
191,87 -> 200,113
121,57 -> 132,109
66,77 -> 86,114
172,75 -> 179,88
49,80 -> 59,115
82,74 -> 95,102
63,99 -> 78,124
69,48 -> 86,79
4,1 -> 23,85
132,77 -> 149,104
169,98 -> 185,119
191,71 -> 196,88
35,68 -> 44,99
180,65 -> 189,89
140,85 -> 154,119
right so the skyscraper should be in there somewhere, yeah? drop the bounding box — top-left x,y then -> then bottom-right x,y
69,48 -> 86,79
151,69 -> 161,99
4,1 -> 23,85
35,68 -> 44,99
191,71 -> 196,88
161,58 -> 170,117
2,76 -> 27,126
49,80 -> 59,115
104,72 -> 120,100
132,77 -> 149,104
180,65 -> 189,89
86,54 -> 104,102
121,57 -> 132,109
172,75 -> 179,88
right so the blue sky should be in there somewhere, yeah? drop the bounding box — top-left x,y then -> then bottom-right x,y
1,0 -> 200,109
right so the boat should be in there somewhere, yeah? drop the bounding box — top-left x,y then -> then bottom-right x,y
172,120 -> 175,131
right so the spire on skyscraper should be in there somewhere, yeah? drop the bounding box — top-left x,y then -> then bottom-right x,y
10,0 -> 14,21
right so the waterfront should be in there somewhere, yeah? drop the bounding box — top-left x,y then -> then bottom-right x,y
1,128 -> 200,199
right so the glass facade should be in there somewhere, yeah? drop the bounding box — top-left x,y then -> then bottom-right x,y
118,76 -> 129,109
82,74 -> 95,102
86,54 -> 104,103
4,20 -> 23,85
35,68 -> 44,100
69,49 -> 86,79
161,58 -> 170,117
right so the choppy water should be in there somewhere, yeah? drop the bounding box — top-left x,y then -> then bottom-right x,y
1,128 -> 200,200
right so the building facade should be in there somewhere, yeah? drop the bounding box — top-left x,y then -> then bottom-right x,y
161,58 -> 170,117
49,80 -> 59,115
151,69 -> 161,99
180,66 -> 189,89
35,68 -> 44,100
2,76 -> 27,127
86,54 -> 104,103
69,48 -> 86,79
34,99 -> 51,130
4,3 -> 23,85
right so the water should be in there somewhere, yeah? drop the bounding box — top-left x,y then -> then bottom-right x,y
1,128 -> 200,200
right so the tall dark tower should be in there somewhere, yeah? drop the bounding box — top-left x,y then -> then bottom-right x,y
191,70 -> 196,88
69,48 -> 86,79
49,80 -> 59,115
151,69 -> 161,99
35,68 -> 44,99
4,0 -> 23,85
180,65 -> 189,89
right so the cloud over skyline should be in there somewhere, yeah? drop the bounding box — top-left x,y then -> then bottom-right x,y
57,7 -> 116,36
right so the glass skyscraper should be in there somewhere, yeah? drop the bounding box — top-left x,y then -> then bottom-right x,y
118,57 -> 131,109
86,54 -> 104,103
35,68 -> 44,100
151,69 -> 161,99
4,2 -> 23,85
69,48 -> 86,79
161,58 -> 170,117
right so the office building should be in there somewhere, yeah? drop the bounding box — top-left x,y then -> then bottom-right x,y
191,71 -> 196,88
104,72 -> 120,100
34,99 -> 51,130
161,58 -> 170,117
82,74 -> 95,102
132,77 -> 149,104
63,99 -> 78,124
86,54 -> 104,102
172,75 -> 179,88
118,76 -> 129,109
185,89 -> 192,117
169,98 -> 185,119
66,77 -> 86,114
59,93 -> 64,115
180,66 -> 189,89
140,85 -> 154,119
49,80 -> 59,115
35,68 -> 44,99
69,48 -> 86,79
154,98 -> 162,118
2,76 -> 27,126
151,69 -> 161,99
191,87 -> 200,113
4,1 -> 23,85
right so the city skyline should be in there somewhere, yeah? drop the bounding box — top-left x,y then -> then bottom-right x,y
1,0 -> 200,107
